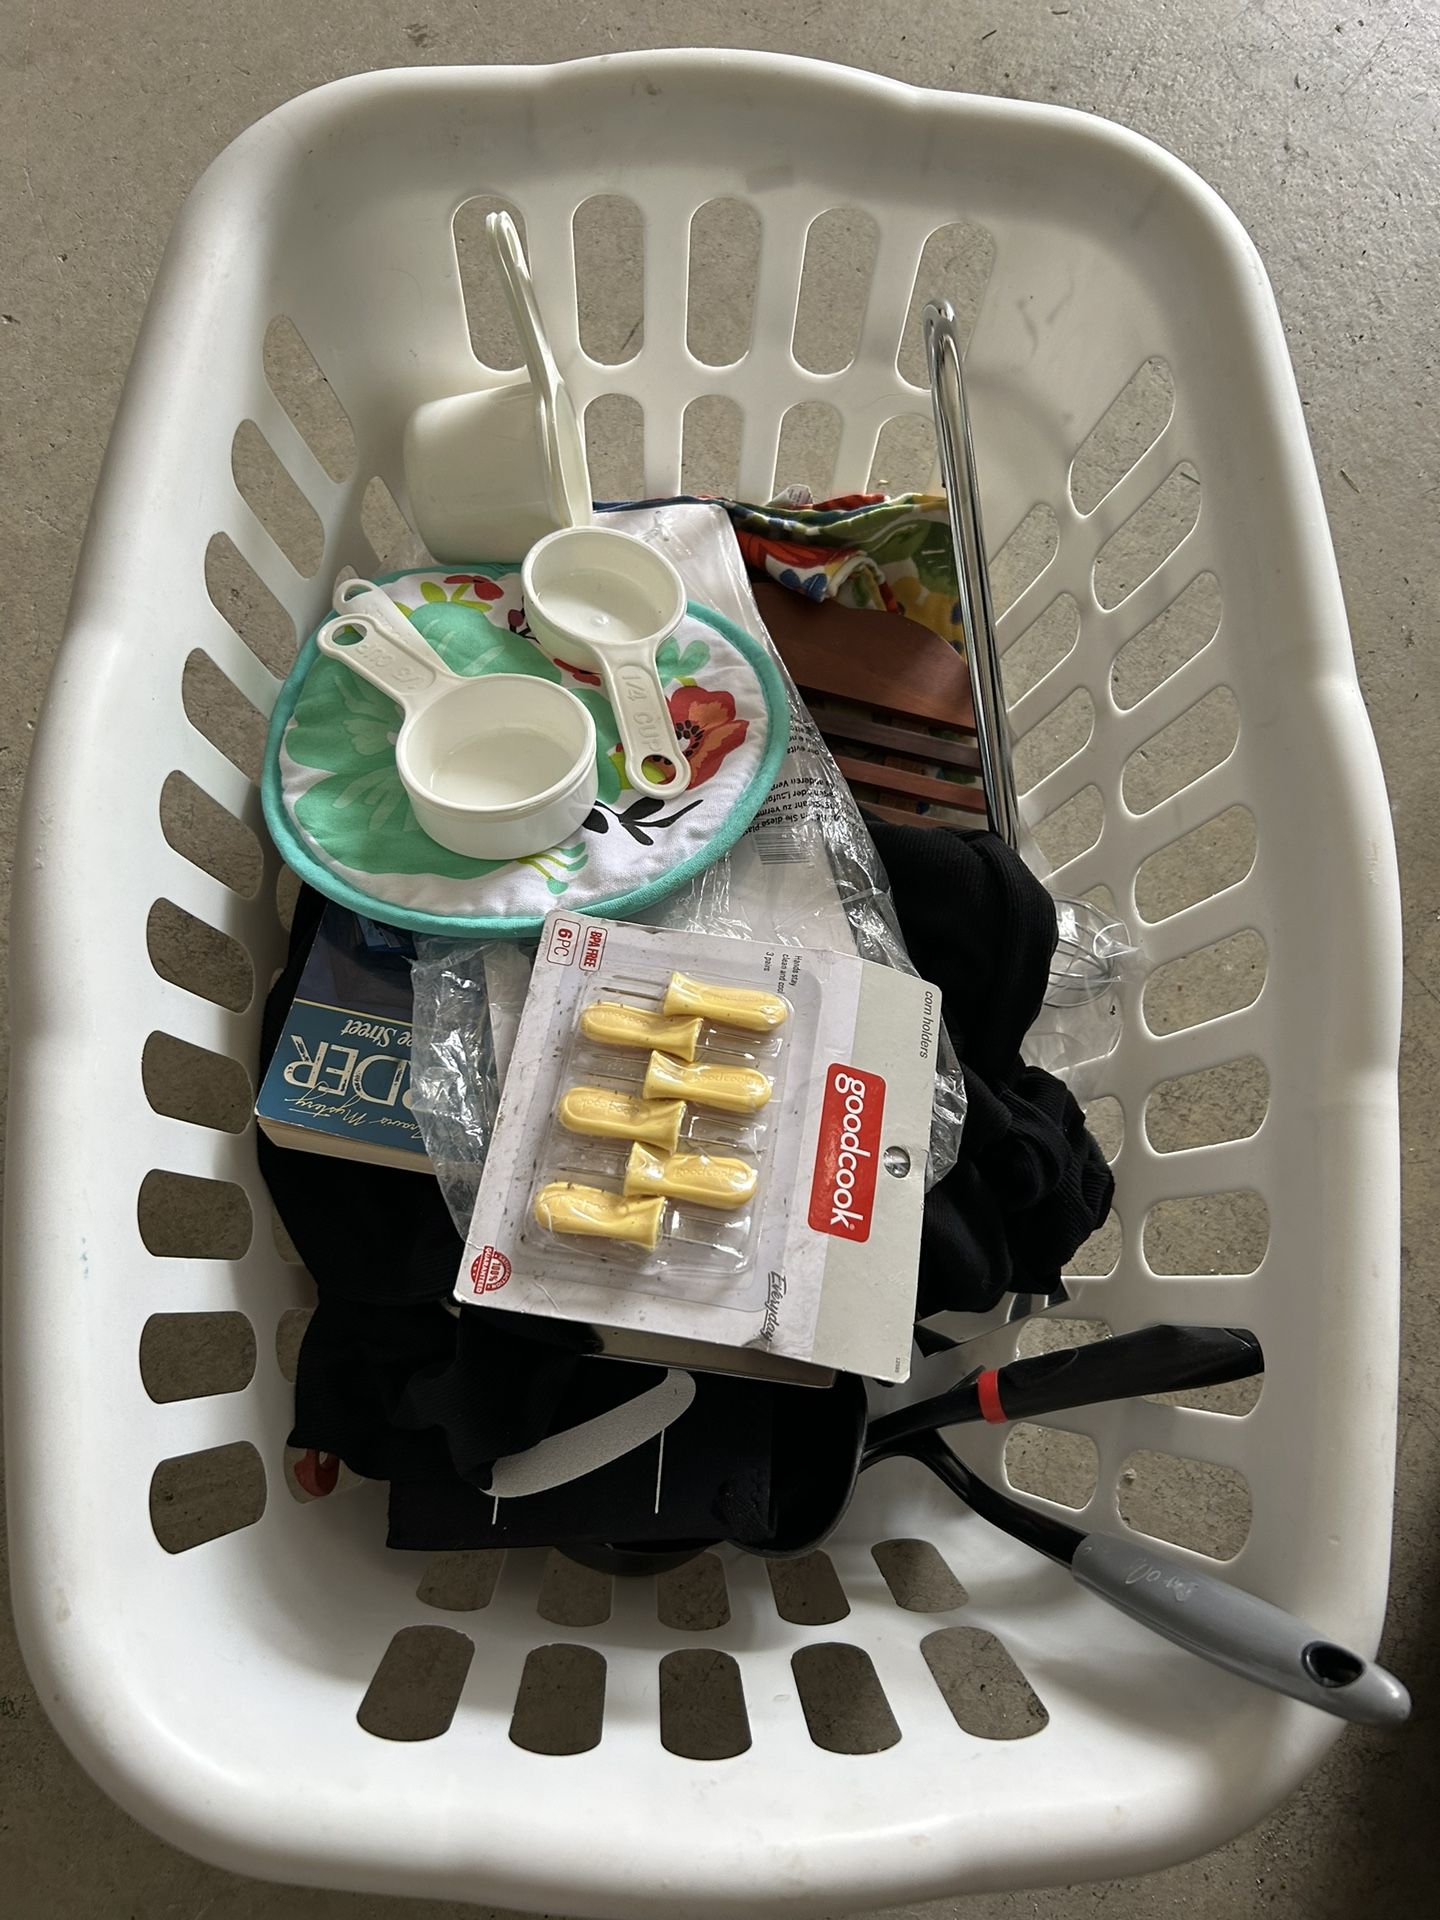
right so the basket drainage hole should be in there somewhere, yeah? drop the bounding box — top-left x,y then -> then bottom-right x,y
774,399 -> 844,499
989,503 -> 1059,619
657,1552 -> 730,1631
263,314 -> 357,483
871,1538 -> 968,1613
274,1306 -> 313,1383
660,1650 -> 752,1759
357,1626 -> 474,1742
204,530 -> 296,678
138,1167 -> 253,1262
140,1311 -> 256,1404
1092,462 -> 1201,610
1004,1425 -> 1099,1510
1133,805 -> 1257,926
231,418 -> 324,577
792,1644 -> 899,1754
1014,1317 -> 1113,1360
1143,1191 -> 1270,1278
1145,1055 -> 1270,1154
681,395 -> 742,499
767,1550 -> 849,1626
150,1441 -> 265,1553
181,647 -> 268,784
360,476 -> 420,573
1111,571 -> 1223,711
142,1029 -> 253,1136
453,195 -> 529,369
1064,1207 -> 1122,1280
1012,688 -> 1095,796
537,1550 -> 613,1627
159,770 -> 264,901
922,1627 -> 1048,1740
1001,593 -> 1079,704
1069,357 -> 1175,515
687,196 -> 762,368
146,897 -> 254,1015
1118,1450 -> 1252,1559
418,1550 -> 506,1613
509,1645 -> 607,1756
1142,930 -> 1268,1037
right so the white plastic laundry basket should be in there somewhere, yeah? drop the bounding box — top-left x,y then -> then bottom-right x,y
6,52 -> 1401,1916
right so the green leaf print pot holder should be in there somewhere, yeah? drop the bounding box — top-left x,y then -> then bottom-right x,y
262,565 -> 790,938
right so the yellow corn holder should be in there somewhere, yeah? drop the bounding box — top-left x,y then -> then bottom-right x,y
663,971 -> 788,1034
557,1086 -> 685,1151
624,1142 -> 757,1210
578,1000 -> 703,1061
534,1181 -> 665,1249
643,1050 -> 772,1114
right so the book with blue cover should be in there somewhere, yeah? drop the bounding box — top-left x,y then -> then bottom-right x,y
255,905 -> 427,1169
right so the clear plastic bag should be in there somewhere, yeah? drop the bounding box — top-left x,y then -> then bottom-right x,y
407,941 -> 526,1230
409,502 -> 967,1232
1024,901 -> 1142,1099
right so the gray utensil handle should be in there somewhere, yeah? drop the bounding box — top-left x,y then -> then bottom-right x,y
1071,1534 -> 1410,1727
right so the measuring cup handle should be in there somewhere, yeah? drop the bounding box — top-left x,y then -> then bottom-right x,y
317,579 -> 449,708
487,210 -> 559,396
598,653 -> 692,799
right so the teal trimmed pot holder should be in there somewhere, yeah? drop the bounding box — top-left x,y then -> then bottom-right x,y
262,565 -> 790,939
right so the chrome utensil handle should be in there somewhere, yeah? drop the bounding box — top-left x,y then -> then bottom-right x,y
317,577 -> 453,710
1071,1533 -> 1411,1728
924,301 -> 1021,850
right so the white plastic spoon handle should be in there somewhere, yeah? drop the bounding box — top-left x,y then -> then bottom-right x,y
593,642 -> 693,798
316,578 -> 458,713
487,209 -> 558,395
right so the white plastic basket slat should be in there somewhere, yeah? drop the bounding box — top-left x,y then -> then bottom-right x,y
165,727 -> 261,826
5,52 -> 1400,1918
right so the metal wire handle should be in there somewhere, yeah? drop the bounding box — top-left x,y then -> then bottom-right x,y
923,299 -> 1022,850
925,300 -> 1121,1008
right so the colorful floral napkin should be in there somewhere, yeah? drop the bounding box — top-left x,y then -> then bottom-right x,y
722,489 -> 964,648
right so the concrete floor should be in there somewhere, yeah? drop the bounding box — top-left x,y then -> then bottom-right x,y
3,2 -> 1438,1916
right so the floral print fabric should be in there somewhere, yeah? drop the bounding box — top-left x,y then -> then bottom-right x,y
270,568 -> 782,935
725,489 -> 964,647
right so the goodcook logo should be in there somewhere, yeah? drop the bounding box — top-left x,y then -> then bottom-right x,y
807,1064 -> 886,1242
470,1245 -> 511,1292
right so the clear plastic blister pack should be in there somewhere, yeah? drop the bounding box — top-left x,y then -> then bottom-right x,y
455,914 -> 937,1381
520,953 -> 811,1312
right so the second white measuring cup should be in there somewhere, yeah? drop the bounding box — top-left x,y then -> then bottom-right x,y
523,525 -> 693,799
316,579 -> 598,861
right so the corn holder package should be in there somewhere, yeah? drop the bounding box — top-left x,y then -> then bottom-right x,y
455,911 -> 939,1382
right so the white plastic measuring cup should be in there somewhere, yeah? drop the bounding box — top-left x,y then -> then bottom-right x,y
315,578 -> 598,860
522,525 -> 692,799
402,212 -> 592,563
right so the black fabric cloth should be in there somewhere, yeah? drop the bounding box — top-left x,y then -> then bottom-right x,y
268,811 -> 1113,1553
867,819 -> 1115,1316
287,1299 -> 599,1486
266,889 -> 776,1546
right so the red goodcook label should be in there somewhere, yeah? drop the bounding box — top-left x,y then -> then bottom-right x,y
807,1064 -> 886,1242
